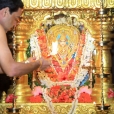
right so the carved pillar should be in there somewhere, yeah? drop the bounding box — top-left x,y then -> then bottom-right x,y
13,16 -> 34,103
91,11 -> 114,103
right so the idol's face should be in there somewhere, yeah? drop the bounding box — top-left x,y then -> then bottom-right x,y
59,39 -> 67,46
3,7 -> 23,32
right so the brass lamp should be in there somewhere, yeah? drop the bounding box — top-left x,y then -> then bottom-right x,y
7,31 -> 21,114
95,0 -> 110,113
7,78 -> 21,114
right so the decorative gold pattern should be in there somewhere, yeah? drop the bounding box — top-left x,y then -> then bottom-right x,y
22,0 -> 114,9
0,103 -> 114,114
0,103 -> 104,114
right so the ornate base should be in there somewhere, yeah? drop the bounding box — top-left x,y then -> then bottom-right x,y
95,104 -> 111,114
0,103 -> 114,114
7,107 -> 21,114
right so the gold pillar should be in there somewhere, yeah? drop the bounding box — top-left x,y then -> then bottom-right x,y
13,16 -> 34,103
91,12 -> 114,103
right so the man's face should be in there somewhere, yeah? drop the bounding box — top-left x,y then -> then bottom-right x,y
3,8 -> 23,32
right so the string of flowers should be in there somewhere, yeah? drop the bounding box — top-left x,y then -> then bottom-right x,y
68,89 -> 79,114
42,88 -> 57,114
30,31 -> 41,60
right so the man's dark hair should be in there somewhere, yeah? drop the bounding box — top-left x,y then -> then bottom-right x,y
0,0 -> 24,14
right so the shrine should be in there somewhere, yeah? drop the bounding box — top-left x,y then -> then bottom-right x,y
0,0 -> 114,114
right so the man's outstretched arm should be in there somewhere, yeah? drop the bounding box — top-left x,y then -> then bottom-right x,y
0,25 -> 51,77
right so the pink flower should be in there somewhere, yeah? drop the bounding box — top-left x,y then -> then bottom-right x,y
107,88 -> 114,98
78,86 -> 92,95
32,86 -> 42,96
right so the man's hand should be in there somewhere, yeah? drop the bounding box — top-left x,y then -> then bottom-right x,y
37,57 -> 51,71
24,57 -> 36,63
25,57 -> 51,71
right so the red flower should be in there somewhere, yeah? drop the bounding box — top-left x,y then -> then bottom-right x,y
58,72 -> 68,81
48,85 -> 76,103
49,85 -> 61,96
29,95 -> 43,103
58,91 -> 70,102
78,92 -> 92,103
5,94 -> 17,103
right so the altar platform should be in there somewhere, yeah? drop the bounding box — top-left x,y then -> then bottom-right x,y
0,103 -> 114,114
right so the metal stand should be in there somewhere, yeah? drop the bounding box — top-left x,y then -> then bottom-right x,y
7,78 -> 21,114
7,31 -> 21,114
95,0 -> 110,113
96,76 -> 110,114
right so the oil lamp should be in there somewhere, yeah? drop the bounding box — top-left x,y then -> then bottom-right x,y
7,31 -> 21,114
95,0 -> 110,113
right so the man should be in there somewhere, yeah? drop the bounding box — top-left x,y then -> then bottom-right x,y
0,0 -> 51,77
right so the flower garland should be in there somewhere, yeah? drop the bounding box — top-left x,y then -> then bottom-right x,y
29,31 -> 41,60
29,28 -> 94,114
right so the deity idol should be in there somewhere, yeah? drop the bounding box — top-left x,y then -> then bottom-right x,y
46,25 -> 80,81
55,32 -> 72,67
29,17 -> 94,114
